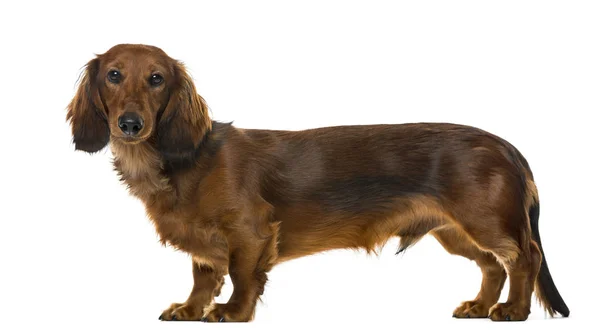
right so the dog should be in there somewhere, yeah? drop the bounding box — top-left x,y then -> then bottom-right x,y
67,44 -> 569,322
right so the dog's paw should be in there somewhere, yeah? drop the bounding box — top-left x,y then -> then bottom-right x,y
488,302 -> 529,321
200,303 -> 252,322
158,302 -> 204,321
452,300 -> 491,318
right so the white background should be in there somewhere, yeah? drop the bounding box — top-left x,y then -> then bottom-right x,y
0,1 -> 598,334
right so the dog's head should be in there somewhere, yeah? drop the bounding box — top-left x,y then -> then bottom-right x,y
67,44 -> 211,161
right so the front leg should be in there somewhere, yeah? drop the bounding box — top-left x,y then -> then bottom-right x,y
159,261 -> 225,321
203,239 -> 276,322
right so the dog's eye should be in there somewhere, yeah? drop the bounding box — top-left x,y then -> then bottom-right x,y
150,73 -> 164,86
107,70 -> 121,84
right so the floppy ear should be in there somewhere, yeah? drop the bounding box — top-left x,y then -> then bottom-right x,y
66,58 -> 110,153
157,62 -> 211,162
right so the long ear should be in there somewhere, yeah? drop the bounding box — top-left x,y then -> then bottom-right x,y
66,58 -> 110,153
157,62 -> 211,162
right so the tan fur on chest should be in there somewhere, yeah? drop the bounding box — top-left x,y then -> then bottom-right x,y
110,141 -> 230,263
111,141 -> 172,199
111,141 -> 180,244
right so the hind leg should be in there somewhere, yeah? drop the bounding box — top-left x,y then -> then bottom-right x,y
488,240 -> 542,321
432,227 -> 507,318
455,214 -> 542,321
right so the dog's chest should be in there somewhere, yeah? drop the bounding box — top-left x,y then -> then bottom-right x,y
148,209 -> 230,265
110,142 -> 230,261
111,142 -> 172,198
150,211 -> 194,249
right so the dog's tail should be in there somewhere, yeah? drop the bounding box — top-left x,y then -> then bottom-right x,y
529,200 -> 570,317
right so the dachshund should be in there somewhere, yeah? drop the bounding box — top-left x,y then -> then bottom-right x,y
67,44 -> 569,322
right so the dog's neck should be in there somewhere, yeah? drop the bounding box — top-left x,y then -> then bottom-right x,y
111,140 -> 173,203
109,122 -> 232,206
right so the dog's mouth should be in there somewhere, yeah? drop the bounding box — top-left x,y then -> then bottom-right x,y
113,134 -> 151,145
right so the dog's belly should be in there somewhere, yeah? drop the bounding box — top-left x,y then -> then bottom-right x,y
273,194 -> 453,263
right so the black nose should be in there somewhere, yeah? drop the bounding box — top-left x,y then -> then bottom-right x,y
118,112 -> 144,136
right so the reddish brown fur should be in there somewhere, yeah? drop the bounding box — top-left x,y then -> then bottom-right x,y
67,44 -> 569,322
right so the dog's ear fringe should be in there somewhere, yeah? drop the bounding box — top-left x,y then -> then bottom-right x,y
156,62 -> 212,165
67,58 -> 110,153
